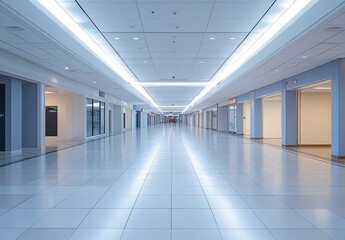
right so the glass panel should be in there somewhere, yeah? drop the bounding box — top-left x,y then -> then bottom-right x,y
93,100 -> 100,135
86,98 -> 93,137
101,102 -> 105,134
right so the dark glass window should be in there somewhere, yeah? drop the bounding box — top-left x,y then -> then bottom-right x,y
86,98 -> 105,137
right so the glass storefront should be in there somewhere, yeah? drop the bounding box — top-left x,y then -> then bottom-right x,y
86,98 -> 105,137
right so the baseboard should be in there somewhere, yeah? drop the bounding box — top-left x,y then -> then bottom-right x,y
332,155 -> 345,160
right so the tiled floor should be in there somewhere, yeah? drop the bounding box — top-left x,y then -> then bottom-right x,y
0,124 -> 345,239
0,138 -> 85,167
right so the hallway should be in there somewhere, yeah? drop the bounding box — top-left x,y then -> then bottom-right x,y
0,125 -> 345,240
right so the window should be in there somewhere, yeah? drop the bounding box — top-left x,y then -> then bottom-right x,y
86,98 -> 105,137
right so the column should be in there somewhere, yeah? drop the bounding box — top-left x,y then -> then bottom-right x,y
22,82 -> 38,148
2,76 -> 22,151
36,82 -> 45,152
236,103 -> 243,135
250,92 -> 263,139
331,58 -> 345,158
282,83 -> 298,146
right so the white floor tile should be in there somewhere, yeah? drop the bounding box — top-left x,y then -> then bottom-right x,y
172,209 -> 217,228
79,209 -> 131,229
126,209 -> 170,229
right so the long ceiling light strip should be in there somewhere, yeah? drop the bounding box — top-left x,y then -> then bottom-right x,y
36,0 -> 161,112
182,0 -> 313,113
140,82 -> 209,87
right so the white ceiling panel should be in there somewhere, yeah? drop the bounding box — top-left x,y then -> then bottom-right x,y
0,33 -> 26,44
138,3 -> 213,19
78,2 -> 139,19
15,33 -> 47,43
145,33 -> 203,44
211,2 -> 272,19
325,33 -> 345,44
93,19 -> 143,32
146,86 -> 202,99
148,44 -> 200,52
113,44 -> 149,52
141,19 -> 209,32
207,18 -> 259,32
153,59 -> 195,66
150,52 -> 198,59
197,51 -> 234,58
199,43 -> 237,52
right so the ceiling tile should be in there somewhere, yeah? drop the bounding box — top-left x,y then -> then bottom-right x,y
207,18 -> 259,32
138,3 -> 213,19
211,2 -> 272,19
93,18 -> 142,32
79,2 -> 139,18
141,19 -> 209,32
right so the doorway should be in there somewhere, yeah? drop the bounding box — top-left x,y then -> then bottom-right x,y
243,101 -> 251,135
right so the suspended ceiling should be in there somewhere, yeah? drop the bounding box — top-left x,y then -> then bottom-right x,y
0,0 -> 344,114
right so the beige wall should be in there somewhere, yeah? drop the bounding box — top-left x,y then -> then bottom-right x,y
45,93 -> 77,140
243,102 -> 250,135
300,92 -> 331,145
263,99 -> 282,138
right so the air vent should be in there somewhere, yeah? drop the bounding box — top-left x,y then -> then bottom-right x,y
324,26 -> 344,32
99,91 -> 105,98
6,26 -> 24,32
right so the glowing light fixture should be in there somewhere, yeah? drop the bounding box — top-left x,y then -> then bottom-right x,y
159,106 -> 187,108
182,0 -> 312,113
36,0 -> 161,112
139,82 -> 210,87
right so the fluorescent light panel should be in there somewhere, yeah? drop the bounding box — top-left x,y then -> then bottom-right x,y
140,82 -> 209,87
182,0 -> 312,113
159,106 -> 187,108
36,0 -> 161,112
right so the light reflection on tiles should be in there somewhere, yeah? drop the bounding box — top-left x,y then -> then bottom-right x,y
0,125 -> 344,239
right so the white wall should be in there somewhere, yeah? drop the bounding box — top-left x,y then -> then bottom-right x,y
263,99 -> 282,138
243,102 -> 251,135
124,108 -> 132,130
45,93 -> 78,140
300,92 -> 331,145
108,104 -> 122,134
195,113 -> 199,127
141,112 -> 148,127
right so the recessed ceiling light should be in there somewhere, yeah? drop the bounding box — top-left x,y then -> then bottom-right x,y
114,37 -> 120,40
92,81 -> 96,84
133,37 -> 139,40
275,69 -> 280,72
64,66 -> 69,70
200,61 -> 205,64
302,55 -> 307,58
209,37 -> 215,40
230,37 -> 236,40
143,61 -> 147,63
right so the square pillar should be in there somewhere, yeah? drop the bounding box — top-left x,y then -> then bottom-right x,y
236,103 -> 243,135
282,83 -> 298,146
331,58 -> 345,158
250,92 -> 263,139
